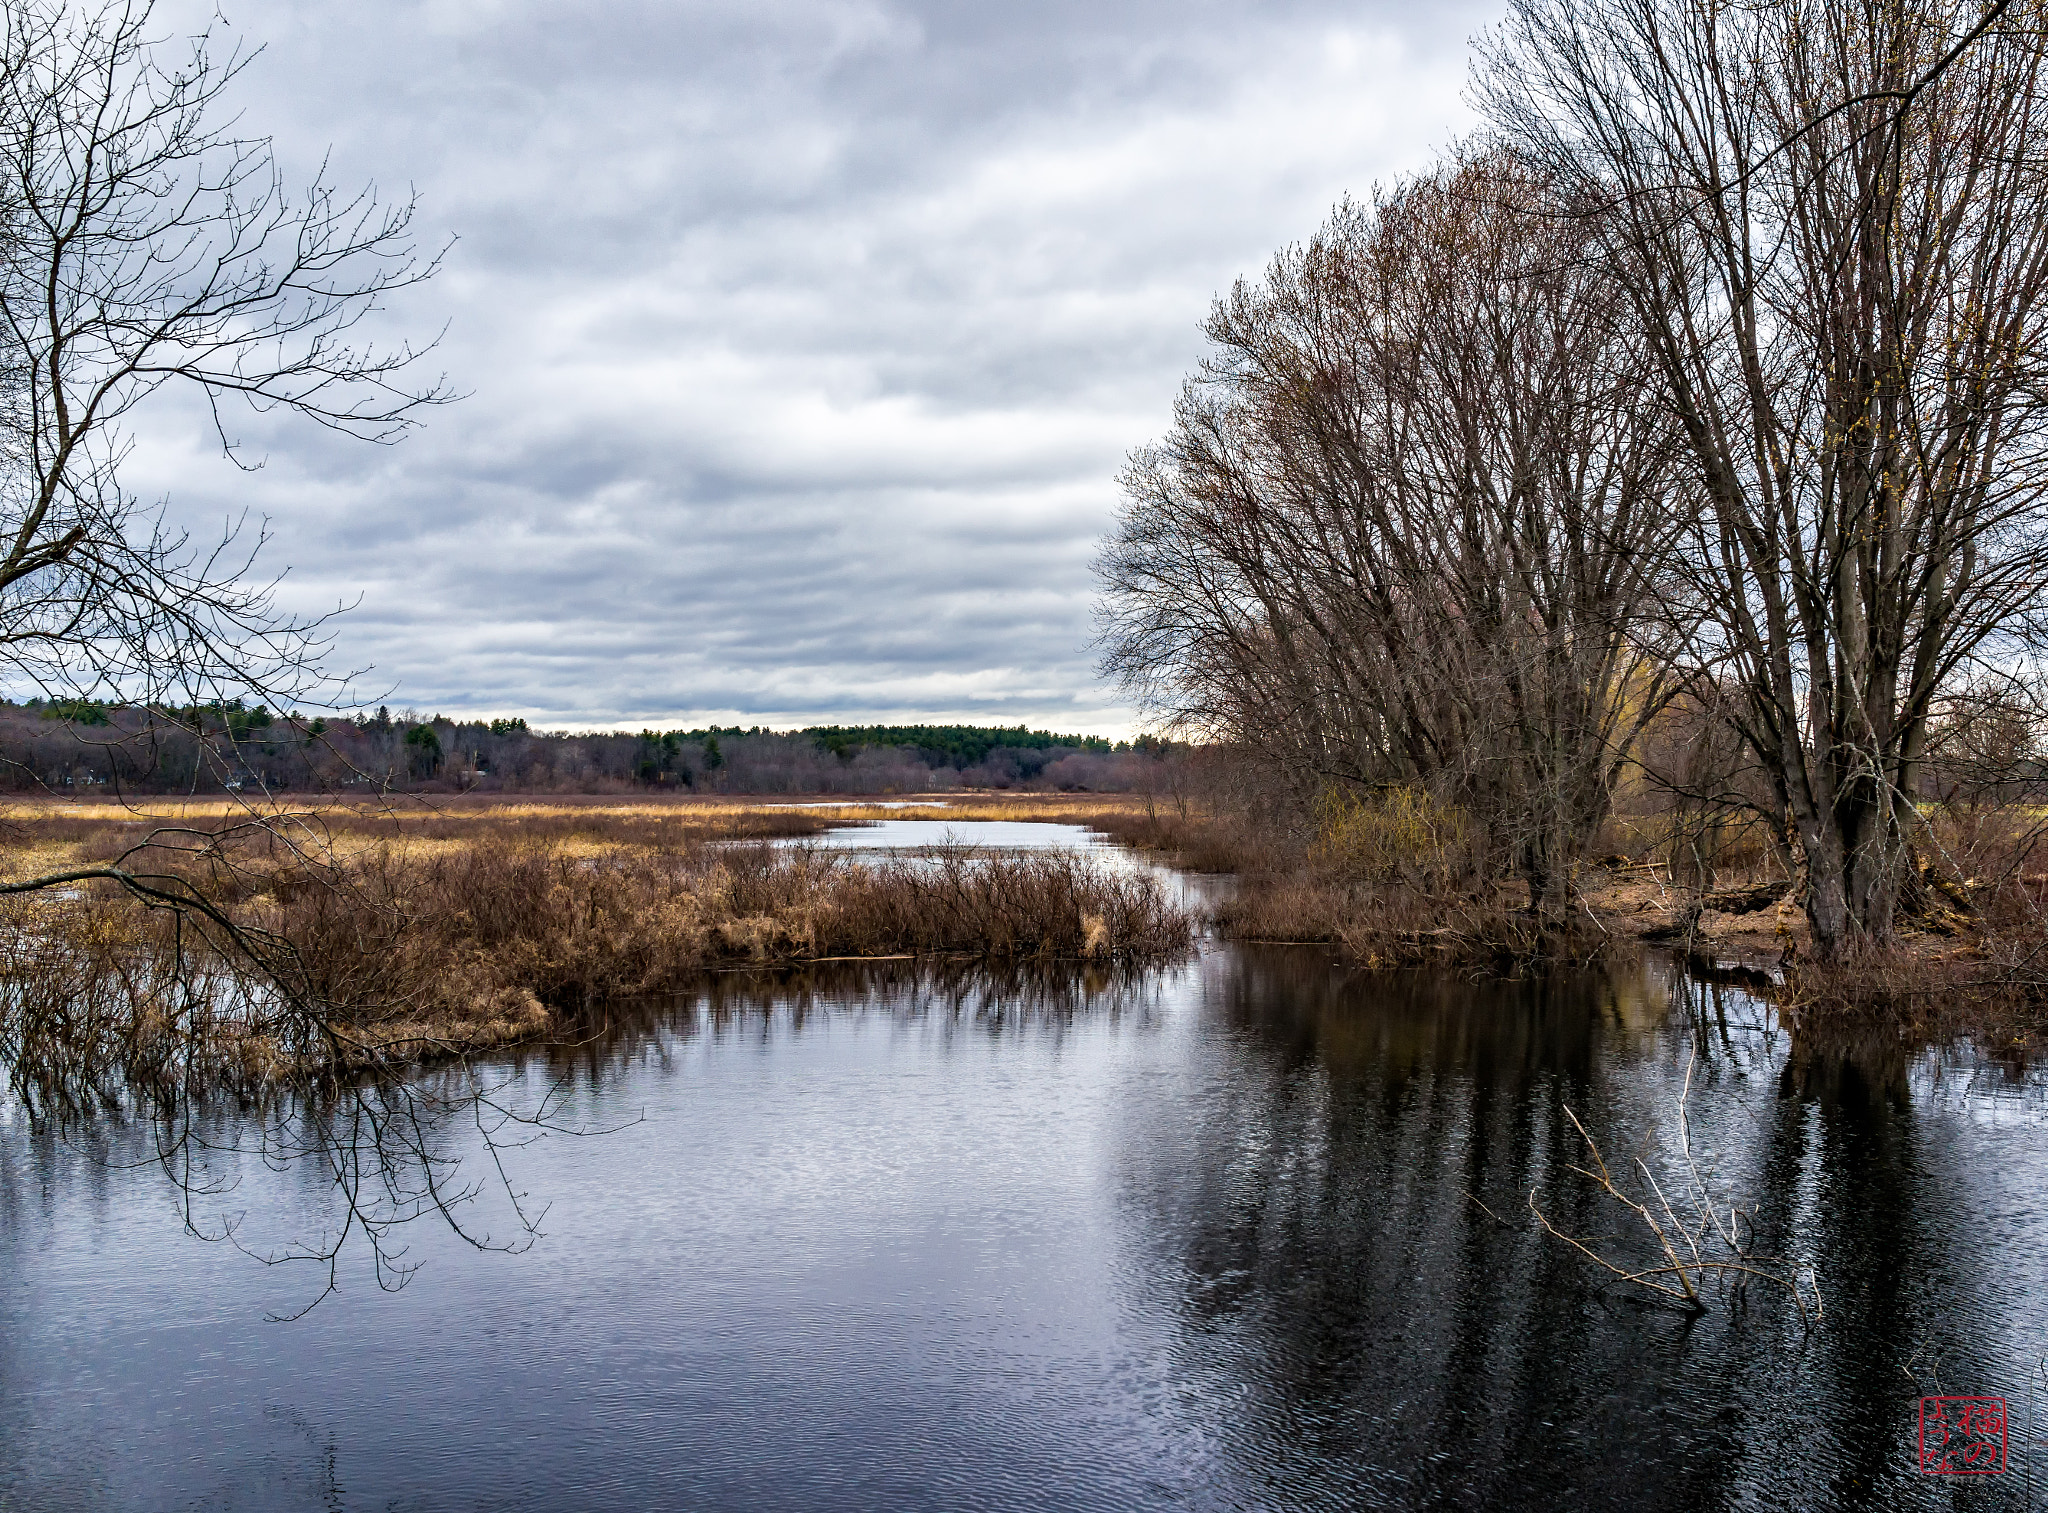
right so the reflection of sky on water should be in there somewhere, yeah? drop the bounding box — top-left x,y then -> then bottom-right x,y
792,818 -> 1107,849
782,818 -> 1220,912
757,800 -> 951,811
2,850 -> 2045,1508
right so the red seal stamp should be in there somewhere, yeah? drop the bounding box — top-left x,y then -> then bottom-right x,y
1919,1397 -> 2008,1475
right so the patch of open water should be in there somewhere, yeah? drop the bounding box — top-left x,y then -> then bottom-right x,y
2,826 -> 2045,1510
792,817 -> 1107,851
778,818 -> 1220,915
758,800 -> 949,811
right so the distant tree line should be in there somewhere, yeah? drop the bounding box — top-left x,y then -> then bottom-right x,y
0,702 -> 1175,795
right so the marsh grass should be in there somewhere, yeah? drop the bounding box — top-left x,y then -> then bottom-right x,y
0,805 -> 1193,1102
1110,787 -> 1605,966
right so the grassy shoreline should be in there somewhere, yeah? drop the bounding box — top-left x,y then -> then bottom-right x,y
2,790 -> 2038,1098
0,793 -> 1195,1100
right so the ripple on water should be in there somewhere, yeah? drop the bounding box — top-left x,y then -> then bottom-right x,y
1,869 -> 2044,1510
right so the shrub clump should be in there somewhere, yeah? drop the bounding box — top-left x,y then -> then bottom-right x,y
0,835 -> 1194,1095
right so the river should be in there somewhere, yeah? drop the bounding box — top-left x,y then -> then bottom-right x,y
1,823 -> 2043,1510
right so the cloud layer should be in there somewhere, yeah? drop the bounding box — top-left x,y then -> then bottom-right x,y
126,0 -> 1491,733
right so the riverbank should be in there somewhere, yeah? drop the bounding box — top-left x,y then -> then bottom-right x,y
1163,805 -> 2045,1046
0,795 -> 1194,1100
1,790 -> 2038,1097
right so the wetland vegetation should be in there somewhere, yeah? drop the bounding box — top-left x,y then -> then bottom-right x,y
3,1 -> 2047,1507
0,794 -> 1194,1117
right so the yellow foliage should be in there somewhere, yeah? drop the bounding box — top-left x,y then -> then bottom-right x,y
1310,787 -> 1472,885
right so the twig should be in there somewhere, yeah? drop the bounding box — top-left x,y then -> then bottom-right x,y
1531,1076 -> 1820,1323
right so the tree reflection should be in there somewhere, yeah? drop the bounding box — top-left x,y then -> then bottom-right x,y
0,956 -> 1177,1319
1115,949 -> 2043,1508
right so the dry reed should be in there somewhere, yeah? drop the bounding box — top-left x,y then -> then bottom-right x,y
0,825 -> 1193,1102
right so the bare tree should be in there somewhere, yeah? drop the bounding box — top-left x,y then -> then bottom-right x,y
0,0 -> 446,719
1479,0 -> 2048,956
1098,153 -> 1687,912
0,0 -> 456,907
0,1 -> 472,1311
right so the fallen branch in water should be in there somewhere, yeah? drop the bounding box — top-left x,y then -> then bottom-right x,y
1530,1046 -> 1822,1323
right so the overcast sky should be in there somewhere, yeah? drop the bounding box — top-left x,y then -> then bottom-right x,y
128,0 -> 1495,735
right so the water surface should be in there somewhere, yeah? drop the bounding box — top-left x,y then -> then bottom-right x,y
792,817 -> 1111,852
2,842 -> 2044,1511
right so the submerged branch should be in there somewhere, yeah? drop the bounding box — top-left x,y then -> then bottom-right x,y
1530,1048 -> 1822,1323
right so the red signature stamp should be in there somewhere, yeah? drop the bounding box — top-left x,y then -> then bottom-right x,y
1919,1397 -> 2008,1475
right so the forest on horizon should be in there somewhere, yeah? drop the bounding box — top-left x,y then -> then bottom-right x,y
0,700 -> 1176,796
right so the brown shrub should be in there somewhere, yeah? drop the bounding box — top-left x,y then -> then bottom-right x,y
0,832 -> 1195,1093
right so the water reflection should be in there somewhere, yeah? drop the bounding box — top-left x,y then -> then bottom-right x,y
1,947 -> 2043,1510
1115,953 -> 2046,1509
789,818 -> 1108,851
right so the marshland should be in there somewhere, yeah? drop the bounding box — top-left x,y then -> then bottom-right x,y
6,799 -> 2048,1509
10,0 -> 2048,1507
0,792 -> 1195,1098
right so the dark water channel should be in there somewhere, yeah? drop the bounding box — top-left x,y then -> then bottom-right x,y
2,829 -> 2045,1510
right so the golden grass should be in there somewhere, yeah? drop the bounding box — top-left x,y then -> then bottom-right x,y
0,787 -> 1155,823
0,791 -> 1179,882
0,841 -> 93,883
0,797 -> 1198,1093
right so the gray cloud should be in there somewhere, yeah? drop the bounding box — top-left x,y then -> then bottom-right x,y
123,0 -> 1496,733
